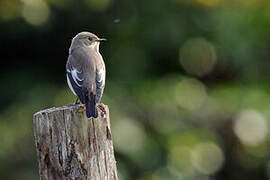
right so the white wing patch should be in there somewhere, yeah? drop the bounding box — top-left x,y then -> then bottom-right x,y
96,68 -> 105,103
68,68 -> 83,87
88,42 -> 97,49
97,69 -> 105,86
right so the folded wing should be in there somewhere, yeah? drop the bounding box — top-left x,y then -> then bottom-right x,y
66,64 -> 85,103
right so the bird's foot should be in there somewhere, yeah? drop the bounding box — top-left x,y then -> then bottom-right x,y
97,104 -> 106,115
74,97 -> 80,105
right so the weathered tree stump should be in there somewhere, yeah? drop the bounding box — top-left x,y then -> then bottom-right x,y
33,104 -> 118,180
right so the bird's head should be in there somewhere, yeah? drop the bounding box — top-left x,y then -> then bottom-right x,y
71,32 -> 106,52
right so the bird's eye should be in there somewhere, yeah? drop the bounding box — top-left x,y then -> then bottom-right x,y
88,37 -> 93,41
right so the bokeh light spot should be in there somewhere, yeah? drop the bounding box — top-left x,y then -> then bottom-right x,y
234,109 -> 268,146
0,0 -> 20,21
179,38 -> 217,77
191,142 -> 224,175
171,0 -> 220,7
21,0 -> 50,26
169,145 -> 195,175
174,77 -> 207,111
85,0 -> 111,11
196,0 -> 220,7
113,117 -> 146,155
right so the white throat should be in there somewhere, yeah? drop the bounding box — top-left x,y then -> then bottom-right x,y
88,42 -> 100,52
88,42 -> 96,48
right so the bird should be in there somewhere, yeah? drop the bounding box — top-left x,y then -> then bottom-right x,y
66,32 -> 106,118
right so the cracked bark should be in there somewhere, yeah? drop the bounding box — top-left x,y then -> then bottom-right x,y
33,104 -> 118,180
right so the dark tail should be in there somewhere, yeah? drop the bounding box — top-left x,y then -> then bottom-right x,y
85,92 -> 98,118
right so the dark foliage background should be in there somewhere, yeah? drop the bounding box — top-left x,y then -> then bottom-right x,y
1,0 -> 270,179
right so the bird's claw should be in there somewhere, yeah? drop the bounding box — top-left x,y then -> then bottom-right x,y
97,104 -> 106,114
74,97 -> 80,105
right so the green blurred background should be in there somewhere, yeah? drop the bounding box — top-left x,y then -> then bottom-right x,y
1,0 -> 270,179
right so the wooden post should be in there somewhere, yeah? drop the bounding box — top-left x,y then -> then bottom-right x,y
33,104 -> 118,180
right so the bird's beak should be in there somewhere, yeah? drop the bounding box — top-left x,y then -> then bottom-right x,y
96,38 -> 107,42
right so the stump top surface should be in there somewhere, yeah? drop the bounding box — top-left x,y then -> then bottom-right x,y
34,104 -> 107,118
33,104 -> 83,116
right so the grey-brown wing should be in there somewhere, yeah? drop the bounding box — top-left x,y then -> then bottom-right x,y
66,55 -> 86,103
